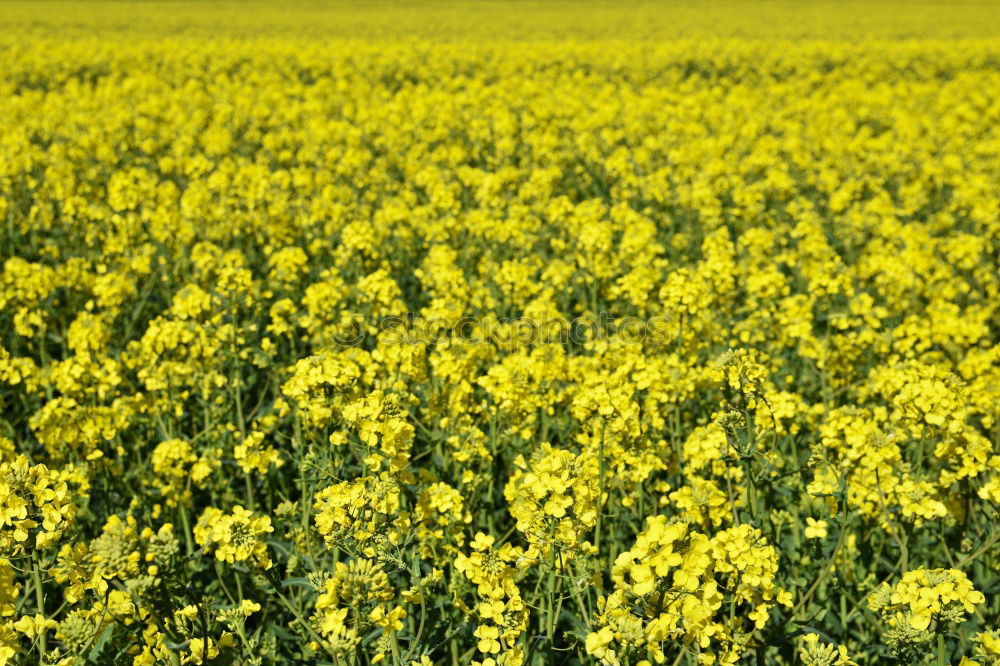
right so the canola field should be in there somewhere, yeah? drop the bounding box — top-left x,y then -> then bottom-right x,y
2,2 -> 1000,664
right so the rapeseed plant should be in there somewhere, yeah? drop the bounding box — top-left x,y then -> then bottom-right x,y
0,1 -> 999,664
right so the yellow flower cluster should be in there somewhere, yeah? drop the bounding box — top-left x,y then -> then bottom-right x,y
866,567 -> 988,663
799,633 -> 857,666
588,517 -> 791,665
311,558 -> 407,661
0,455 -> 76,551
455,534 -> 530,666
870,568 -> 985,633
194,506 -> 273,569
314,474 -> 404,555
505,444 -> 600,558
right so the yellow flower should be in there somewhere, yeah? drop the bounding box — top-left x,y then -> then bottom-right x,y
804,518 -> 828,539
12,614 -> 56,639
474,624 -> 501,654
194,505 -> 273,569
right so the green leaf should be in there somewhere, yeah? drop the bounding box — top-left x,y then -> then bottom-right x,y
88,624 -> 115,661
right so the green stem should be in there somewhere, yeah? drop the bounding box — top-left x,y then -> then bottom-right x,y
791,515 -> 849,622
179,504 -> 195,556
265,570 -> 327,648
32,552 -> 47,657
